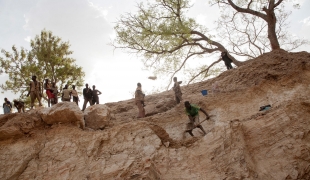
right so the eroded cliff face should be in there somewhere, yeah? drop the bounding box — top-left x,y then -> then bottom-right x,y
1,50 -> 310,180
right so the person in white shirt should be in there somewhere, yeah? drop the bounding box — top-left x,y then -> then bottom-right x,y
62,84 -> 72,102
71,85 -> 79,105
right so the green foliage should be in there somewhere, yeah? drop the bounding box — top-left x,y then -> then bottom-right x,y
0,30 -> 85,102
114,0 -> 228,89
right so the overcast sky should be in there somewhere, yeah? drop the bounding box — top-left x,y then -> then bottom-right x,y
0,0 -> 309,112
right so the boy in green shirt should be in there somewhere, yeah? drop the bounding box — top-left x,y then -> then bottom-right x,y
184,101 -> 210,136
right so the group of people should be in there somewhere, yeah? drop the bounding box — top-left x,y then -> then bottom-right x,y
2,76 -> 103,113
3,74 -> 212,137
81,83 -> 102,111
43,78 -> 102,111
134,76 -> 211,137
3,98 -> 25,114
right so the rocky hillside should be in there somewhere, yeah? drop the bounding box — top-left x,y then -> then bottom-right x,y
0,49 -> 310,180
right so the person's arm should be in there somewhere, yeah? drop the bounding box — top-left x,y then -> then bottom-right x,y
97,90 -> 102,95
199,108 -> 210,119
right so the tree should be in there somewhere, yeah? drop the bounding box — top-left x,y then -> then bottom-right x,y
0,30 -> 85,104
113,0 -> 308,88
113,0 -> 241,88
212,0 -> 308,53
215,3 -> 308,59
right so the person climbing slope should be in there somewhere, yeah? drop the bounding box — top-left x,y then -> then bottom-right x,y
184,101 -> 210,136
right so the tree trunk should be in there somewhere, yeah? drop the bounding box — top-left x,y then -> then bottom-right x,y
266,8 -> 280,50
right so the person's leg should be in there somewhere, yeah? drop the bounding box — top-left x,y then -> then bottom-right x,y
35,91 -> 43,106
175,95 -> 180,104
46,91 -> 49,107
92,98 -> 96,105
193,115 -> 206,135
96,97 -> 99,104
186,130 -> 194,136
30,92 -> 35,109
141,106 -> 145,117
89,99 -> 93,106
228,63 -> 233,69
136,100 -> 143,118
225,62 -> 230,70
55,95 -> 58,104
82,99 -> 87,111
186,121 -> 195,136
73,97 -> 78,105
225,61 -> 233,70
197,125 -> 207,135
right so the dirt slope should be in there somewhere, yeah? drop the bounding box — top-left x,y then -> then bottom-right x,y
0,49 -> 310,180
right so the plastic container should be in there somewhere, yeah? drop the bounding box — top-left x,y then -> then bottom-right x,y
201,90 -> 208,96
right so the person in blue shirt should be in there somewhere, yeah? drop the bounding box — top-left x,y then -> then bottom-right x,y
3,98 -> 12,114
184,101 -> 210,136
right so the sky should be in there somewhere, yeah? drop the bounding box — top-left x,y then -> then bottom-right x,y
0,0 -> 309,112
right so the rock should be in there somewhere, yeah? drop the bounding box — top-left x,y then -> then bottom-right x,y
84,104 -> 111,130
38,102 -> 84,129
0,113 -> 42,141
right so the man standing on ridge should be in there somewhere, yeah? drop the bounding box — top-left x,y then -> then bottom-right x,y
27,75 -> 43,109
135,82 -> 145,118
82,83 -> 92,111
92,85 -> 102,105
173,77 -> 182,104
184,101 -> 209,136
